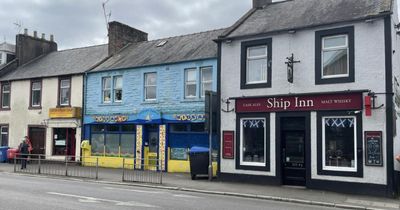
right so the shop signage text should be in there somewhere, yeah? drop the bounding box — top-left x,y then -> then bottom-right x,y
93,115 -> 128,123
236,92 -> 362,113
173,114 -> 205,122
49,107 -> 82,119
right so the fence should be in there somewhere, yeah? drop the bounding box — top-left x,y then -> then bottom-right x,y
13,155 -> 163,184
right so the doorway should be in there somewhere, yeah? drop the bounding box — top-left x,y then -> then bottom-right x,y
53,128 -> 76,157
144,124 -> 159,170
28,126 -> 46,155
280,117 -> 306,186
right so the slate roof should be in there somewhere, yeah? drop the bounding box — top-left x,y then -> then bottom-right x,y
220,0 -> 393,39
0,44 -> 108,81
92,29 -> 225,72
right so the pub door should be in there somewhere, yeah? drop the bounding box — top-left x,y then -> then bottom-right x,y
29,127 -> 46,156
144,124 -> 159,170
281,117 -> 306,186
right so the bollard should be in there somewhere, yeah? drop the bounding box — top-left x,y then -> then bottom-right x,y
122,158 -> 125,182
95,158 -> 99,180
38,155 -> 41,174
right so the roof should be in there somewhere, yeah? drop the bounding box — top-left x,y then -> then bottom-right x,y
0,44 -> 108,81
0,42 -> 15,53
220,0 -> 393,39
92,29 -> 225,72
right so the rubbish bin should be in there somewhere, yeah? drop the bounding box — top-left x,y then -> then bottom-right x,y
7,148 -> 19,163
0,146 -> 9,163
189,146 -> 209,180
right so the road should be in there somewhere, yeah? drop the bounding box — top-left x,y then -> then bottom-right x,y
0,173 -> 340,210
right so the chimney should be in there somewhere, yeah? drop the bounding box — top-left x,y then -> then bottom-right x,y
108,21 -> 148,56
253,0 -> 272,8
16,30 -> 58,66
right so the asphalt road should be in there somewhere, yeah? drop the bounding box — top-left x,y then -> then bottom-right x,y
0,173 -> 340,210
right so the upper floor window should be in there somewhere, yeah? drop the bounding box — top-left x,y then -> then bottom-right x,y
315,26 -> 354,84
59,78 -> 71,106
185,68 -> 197,98
31,80 -> 42,108
113,76 -> 123,102
201,67 -> 212,97
1,83 -> 10,109
144,73 -> 157,101
241,38 -> 272,89
102,77 -> 111,103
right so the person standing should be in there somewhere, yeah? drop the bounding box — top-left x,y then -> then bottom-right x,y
19,139 -> 29,169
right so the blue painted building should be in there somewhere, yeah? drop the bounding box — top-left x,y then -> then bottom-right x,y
83,22 -> 223,171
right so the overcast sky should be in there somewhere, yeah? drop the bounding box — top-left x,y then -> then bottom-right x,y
0,0 -> 251,49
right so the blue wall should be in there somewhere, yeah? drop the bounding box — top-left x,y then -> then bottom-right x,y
84,59 -> 217,117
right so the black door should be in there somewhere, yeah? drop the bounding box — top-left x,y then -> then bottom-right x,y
281,117 -> 306,186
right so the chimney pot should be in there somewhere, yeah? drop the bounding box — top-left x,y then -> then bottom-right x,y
24,28 -> 28,35
50,34 -> 54,42
33,31 -> 38,38
41,33 -> 45,40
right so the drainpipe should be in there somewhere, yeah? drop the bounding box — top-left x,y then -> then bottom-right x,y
81,72 -> 87,152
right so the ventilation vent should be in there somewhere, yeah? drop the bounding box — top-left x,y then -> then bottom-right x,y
156,40 -> 168,47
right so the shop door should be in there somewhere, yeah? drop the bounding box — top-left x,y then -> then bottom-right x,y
67,128 -> 76,159
145,124 -> 159,170
281,117 -> 306,186
29,127 -> 46,155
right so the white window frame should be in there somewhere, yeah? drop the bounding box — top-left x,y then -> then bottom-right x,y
322,116 -> 357,172
59,79 -> 71,106
1,83 -> 10,109
102,77 -> 111,103
144,72 -> 157,101
239,117 -> 267,167
246,45 -> 268,85
321,34 -> 349,79
184,68 -> 197,99
200,67 -> 212,98
113,76 -> 123,103
31,81 -> 41,107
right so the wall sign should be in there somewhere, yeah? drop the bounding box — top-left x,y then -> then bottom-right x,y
223,131 -> 234,159
236,92 -> 363,113
365,131 -> 383,166
170,148 -> 188,160
49,107 -> 82,119
173,114 -> 205,122
93,115 -> 128,123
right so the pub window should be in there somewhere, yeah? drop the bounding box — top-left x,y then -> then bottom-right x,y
144,72 -> 157,101
240,38 -> 272,89
0,126 -> 8,146
240,118 -> 266,167
113,76 -> 123,102
1,83 -> 10,109
59,78 -> 71,106
315,26 -> 354,84
31,80 -> 42,107
322,117 -> 357,172
102,77 -> 111,103
200,67 -> 212,97
184,68 -> 197,98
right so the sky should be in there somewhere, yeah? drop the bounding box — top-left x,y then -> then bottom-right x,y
0,0 -> 251,49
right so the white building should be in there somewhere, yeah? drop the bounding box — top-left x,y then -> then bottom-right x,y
217,0 -> 400,197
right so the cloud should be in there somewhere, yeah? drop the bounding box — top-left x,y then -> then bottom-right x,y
0,0 -> 250,49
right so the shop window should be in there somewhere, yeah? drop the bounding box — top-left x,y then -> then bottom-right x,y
315,26 -> 354,84
200,67 -> 212,97
91,134 -> 105,156
190,123 -> 205,132
0,126 -> 8,146
105,134 -> 119,156
102,77 -> 111,103
1,83 -> 10,109
91,125 -> 105,132
317,112 -> 362,177
53,128 -> 67,156
107,125 -> 120,132
185,68 -> 197,98
120,134 -> 135,157
240,38 -> 272,89
59,78 -> 71,106
170,124 -> 188,132
30,80 -> 42,108
113,76 -> 123,102
144,72 -> 157,101
122,125 -> 136,132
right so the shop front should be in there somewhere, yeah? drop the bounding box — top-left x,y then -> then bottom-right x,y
220,90 -> 390,195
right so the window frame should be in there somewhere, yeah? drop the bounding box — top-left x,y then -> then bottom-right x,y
315,26 -> 355,84
184,68 -> 197,99
113,76 -> 123,103
144,72 -> 157,101
0,124 -> 9,147
200,67 -> 213,98
30,79 -> 42,109
236,113 -> 270,171
317,111 -> 363,177
240,38 -> 272,89
102,77 -> 112,104
0,82 -> 11,110
58,77 -> 71,107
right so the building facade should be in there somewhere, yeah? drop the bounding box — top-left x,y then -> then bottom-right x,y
217,0 -> 400,197
83,24 -> 222,172
0,42 -> 15,65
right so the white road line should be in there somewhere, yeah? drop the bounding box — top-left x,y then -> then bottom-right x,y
173,194 -> 203,199
47,192 -> 159,208
104,186 -> 165,194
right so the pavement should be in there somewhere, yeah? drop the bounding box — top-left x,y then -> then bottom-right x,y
0,162 -> 399,210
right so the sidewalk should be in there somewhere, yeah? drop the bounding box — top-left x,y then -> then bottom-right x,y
0,162 -> 399,210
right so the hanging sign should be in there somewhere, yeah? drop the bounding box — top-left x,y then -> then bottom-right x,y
236,92 -> 363,113
223,131 -> 234,159
365,131 -> 383,166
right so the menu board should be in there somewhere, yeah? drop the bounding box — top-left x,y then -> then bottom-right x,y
223,131 -> 234,159
170,148 -> 188,160
365,131 -> 383,166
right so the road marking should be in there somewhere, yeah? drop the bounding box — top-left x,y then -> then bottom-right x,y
47,192 -> 158,208
104,186 -> 165,194
173,194 -> 203,199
